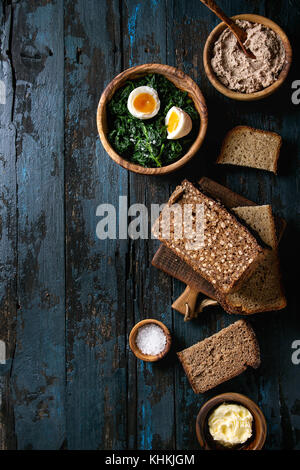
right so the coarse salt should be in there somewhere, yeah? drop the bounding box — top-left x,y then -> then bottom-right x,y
136,323 -> 167,356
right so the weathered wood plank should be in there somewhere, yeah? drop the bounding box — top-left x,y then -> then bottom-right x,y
9,0 -> 65,449
0,0 -> 17,450
209,0 -> 300,450
167,0 -> 300,450
64,0 -> 128,450
0,125 -> 17,451
122,0 -> 175,449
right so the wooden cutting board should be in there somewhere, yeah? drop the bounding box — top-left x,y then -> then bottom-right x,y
152,177 -> 286,318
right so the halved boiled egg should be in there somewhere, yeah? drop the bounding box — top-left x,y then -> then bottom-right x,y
165,106 -> 192,140
127,86 -> 160,120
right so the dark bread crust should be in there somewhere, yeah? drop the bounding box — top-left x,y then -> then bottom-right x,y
240,320 -> 261,369
177,320 -> 261,393
217,126 -> 282,174
217,205 -> 286,314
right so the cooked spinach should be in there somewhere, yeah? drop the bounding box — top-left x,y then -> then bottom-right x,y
107,74 -> 200,168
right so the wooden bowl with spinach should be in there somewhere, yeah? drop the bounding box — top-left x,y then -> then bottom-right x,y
97,64 -> 208,175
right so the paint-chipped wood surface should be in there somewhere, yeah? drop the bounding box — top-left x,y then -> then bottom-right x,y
0,0 -> 299,450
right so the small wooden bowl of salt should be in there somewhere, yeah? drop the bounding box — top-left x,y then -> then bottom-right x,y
129,319 -> 172,362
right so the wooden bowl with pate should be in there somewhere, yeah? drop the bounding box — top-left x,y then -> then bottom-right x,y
196,393 -> 267,450
129,319 -> 172,362
97,64 -> 208,174
203,14 -> 292,101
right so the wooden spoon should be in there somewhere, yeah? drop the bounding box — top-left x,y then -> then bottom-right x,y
200,0 -> 256,59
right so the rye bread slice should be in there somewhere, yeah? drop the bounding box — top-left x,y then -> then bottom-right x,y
218,205 -> 287,314
152,180 -> 266,295
217,126 -> 282,174
177,320 -> 260,393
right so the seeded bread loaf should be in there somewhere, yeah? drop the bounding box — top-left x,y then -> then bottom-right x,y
219,205 -> 286,314
177,320 -> 260,393
217,126 -> 282,174
152,180 -> 266,295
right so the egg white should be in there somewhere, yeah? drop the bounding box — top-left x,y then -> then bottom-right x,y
127,86 -> 160,120
165,106 -> 192,140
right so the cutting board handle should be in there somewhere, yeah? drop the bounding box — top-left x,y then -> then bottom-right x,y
172,286 -> 199,320
172,286 -> 218,321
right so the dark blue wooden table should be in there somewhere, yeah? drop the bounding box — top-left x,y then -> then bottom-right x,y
0,0 -> 299,450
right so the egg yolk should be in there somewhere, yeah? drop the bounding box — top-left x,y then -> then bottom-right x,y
133,93 -> 156,114
167,111 -> 180,133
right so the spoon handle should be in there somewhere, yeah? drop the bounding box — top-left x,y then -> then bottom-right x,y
200,0 -> 248,44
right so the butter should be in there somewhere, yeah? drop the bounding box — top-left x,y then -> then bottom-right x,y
208,403 -> 253,447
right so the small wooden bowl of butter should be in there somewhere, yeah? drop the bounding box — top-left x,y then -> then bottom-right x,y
97,63 -> 208,175
196,393 -> 267,450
